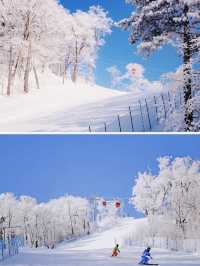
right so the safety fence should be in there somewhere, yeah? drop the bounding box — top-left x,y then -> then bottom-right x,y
0,235 -> 24,261
88,90 -> 184,132
145,237 -> 200,253
124,235 -> 200,253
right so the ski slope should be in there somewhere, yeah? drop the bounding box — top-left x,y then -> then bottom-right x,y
0,91 -> 158,133
1,218 -> 200,266
0,72 -> 125,132
0,72 -> 160,132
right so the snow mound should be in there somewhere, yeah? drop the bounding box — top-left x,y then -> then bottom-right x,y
59,218 -> 146,251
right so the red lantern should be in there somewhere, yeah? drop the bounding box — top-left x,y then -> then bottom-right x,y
115,201 -> 121,208
131,68 -> 136,75
102,201 -> 107,207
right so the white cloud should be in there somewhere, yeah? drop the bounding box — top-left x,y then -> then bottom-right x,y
107,62 -> 163,94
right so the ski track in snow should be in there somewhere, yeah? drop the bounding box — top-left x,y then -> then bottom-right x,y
1,218 -> 200,266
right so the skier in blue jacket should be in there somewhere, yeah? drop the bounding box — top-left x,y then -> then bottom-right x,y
139,247 -> 152,265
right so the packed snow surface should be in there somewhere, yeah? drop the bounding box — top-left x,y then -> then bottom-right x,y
0,72 -> 158,132
1,218 -> 200,266
0,72 -> 125,132
0,72 -> 169,132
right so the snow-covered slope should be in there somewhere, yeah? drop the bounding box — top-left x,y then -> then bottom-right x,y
0,77 -> 154,132
59,217 -> 145,251
0,71 -> 182,132
0,71 -> 125,132
1,218 -> 200,266
2,246 -> 200,266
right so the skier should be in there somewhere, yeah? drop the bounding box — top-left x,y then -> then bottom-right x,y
112,244 -> 120,257
139,246 -> 153,265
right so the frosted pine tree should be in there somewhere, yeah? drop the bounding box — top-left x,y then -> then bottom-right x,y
119,0 -> 200,131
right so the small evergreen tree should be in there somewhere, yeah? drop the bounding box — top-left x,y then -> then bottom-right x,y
119,0 -> 200,131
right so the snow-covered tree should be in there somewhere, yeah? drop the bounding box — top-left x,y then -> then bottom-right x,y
18,196 -> 37,245
119,0 -> 200,131
131,156 -> 200,240
131,172 -> 159,216
0,193 -> 19,228
0,193 -> 93,248
0,1 -> 111,95
69,6 -> 112,82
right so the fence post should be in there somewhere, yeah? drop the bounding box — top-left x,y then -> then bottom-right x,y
117,115 -> 122,132
8,237 -> 11,256
139,100 -> 145,131
128,106 -> 134,132
168,91 -> 171,102
154,96 -> 159,123
145,98 -> 152,130
1,240 -> 3,260
167,91 -> 173,114
174,93 -> 177,109
104,122 -> 107,132
161,94 -> 167,119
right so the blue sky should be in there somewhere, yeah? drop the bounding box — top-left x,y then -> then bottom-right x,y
0,135 -> 199,217
60,0 -> 182,88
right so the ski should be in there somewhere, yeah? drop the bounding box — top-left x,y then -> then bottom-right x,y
139,264 -> 159,265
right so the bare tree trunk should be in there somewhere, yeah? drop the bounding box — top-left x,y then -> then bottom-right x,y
12,51 -> 22,84
23,217 -> 28,245
41,64 -> 45,73
24,40 -> 32,93
87,65 -> 94,83
35,215 -> 39,247
63,53 -> 71,83
67,202 -> 74,236
62,61 -> 66,84
7,46 -> 13,96
71,63 -> 78,83
33,65 -> 40,90
18,57 -> 24,78
71,39 -> 79,83
10,52 -> 23,95
183,4 -> 193,131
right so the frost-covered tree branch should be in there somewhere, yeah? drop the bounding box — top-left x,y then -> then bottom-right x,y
118,0 -> 200,131
131,156 -> 200,241
0,1 -> 112,95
